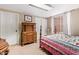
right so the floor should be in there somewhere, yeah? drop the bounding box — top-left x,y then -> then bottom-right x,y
8,43 -> 47,55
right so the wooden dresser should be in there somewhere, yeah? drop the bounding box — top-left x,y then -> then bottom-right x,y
21,22 -> 37,45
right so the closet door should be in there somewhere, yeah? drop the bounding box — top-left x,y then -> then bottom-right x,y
0,11 -> 19,45
54,16 -> 63,33
0,11 -> 7,38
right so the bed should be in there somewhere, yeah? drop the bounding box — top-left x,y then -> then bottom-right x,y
40,33 -> 79,55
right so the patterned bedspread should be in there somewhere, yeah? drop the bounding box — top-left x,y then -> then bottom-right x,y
41,33 -> 79,54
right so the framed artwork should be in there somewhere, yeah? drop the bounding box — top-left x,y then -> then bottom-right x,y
24,15 -> 32,22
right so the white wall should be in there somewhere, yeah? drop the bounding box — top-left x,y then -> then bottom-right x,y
41,18 -> 47,35
66,12 -> 71,35
70,9 -> 79,35
51,17 -> 54,34
0,10 -> 47,45
35,17 -> 47,39
34,17 -> 47,43
47,5 -> 79,35
52,8 -> 79,36
35,17 -> 42,41
63,13 -> 68,34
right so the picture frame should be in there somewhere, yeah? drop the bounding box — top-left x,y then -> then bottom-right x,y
24,15 -> 32,22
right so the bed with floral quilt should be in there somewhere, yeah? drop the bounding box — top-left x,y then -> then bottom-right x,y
40,33 -> 79,55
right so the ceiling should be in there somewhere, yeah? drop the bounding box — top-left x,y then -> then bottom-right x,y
0,4 -> 79,17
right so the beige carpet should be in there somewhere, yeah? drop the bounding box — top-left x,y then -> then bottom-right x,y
8,43 -> 46,55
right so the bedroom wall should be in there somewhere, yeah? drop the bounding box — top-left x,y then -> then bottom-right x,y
51,17 -> 54,34
47,17 -> 52,35
41,18 -> 47,35
34,17 -> 47,42
0,8 -> 47,45
34,17 -> 42,42
62,13 -> 68,34
70,9 -> 79,36
47,16 -> 55,35
66,12 -> 71,35
47,8 -> 79,36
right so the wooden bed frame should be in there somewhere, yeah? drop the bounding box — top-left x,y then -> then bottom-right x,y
40,37 -> 79,55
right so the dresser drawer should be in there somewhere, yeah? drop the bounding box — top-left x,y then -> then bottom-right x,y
21,32 -> 36,44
